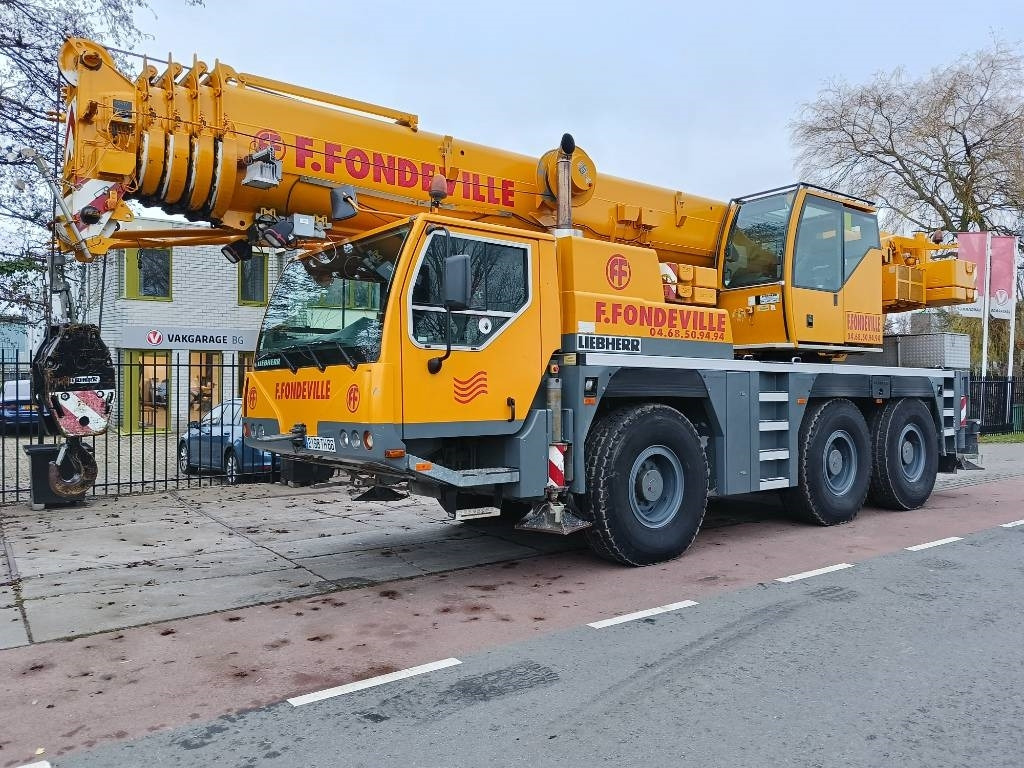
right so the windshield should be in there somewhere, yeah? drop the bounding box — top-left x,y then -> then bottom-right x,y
722,192 -> 794,288
255,225 -> 410,370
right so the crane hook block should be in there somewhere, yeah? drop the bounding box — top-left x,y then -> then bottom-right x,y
48,438 -> 99,499
32,323 -> 116,438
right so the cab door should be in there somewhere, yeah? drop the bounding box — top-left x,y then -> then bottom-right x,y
787,192 -> 846,346
399,225 -> 543,437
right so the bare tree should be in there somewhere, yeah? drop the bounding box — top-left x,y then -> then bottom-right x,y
0,0 -> 199,320
791,41 -> 1024,235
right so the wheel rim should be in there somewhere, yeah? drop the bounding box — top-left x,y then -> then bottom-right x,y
226,455 -> 238,484
628,445 -> 684,529
178,444 -> 189,474
821,429 -> 857,496
897,422 -> 926,483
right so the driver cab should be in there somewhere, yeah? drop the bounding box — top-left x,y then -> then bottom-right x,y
717,184 -> 883,352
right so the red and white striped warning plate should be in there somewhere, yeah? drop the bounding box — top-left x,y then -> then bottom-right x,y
52,389 -> 112,436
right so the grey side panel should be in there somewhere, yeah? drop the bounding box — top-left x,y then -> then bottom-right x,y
721,373 -> 756,495
502,408 -> 552,499
605,368 -> 707,398
808,374 -> 937,399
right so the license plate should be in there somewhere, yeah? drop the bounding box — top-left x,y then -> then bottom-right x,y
304,436 -> 336,452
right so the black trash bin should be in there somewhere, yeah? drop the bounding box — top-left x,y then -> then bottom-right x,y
280,457 -> 334,487
22,443 -> 91,509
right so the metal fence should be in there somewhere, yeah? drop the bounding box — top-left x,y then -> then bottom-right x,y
1,349 -> 279,506
968,377 -> 1024,435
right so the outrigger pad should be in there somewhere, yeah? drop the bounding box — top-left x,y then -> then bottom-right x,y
33,323 -> 116,437
353,485 -> 408,502
516,500 -> 592,535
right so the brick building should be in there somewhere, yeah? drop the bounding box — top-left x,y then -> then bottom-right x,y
80,218 -> 283,432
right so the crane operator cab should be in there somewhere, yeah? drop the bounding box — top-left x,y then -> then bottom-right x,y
717,184 -> 883,356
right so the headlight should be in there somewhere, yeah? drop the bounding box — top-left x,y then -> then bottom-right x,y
363,431 -> 373,450
340,431 -> 350,447
350,429 -> 361,449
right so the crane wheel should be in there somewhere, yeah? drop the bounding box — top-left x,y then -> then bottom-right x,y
867,398 -> 938,510
582,404 -> 708,566
786,399 -> 870,526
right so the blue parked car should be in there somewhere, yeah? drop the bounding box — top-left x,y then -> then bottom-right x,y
1,379 -> 44,433
177,398 -> 278,484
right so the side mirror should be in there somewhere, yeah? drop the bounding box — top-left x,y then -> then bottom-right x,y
444,253 -> 471,311
330,185 -> 359,221
188,420 -> 200,430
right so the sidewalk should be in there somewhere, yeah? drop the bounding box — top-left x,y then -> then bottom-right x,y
0,443 -> 1019,650
0,481 -> 580,649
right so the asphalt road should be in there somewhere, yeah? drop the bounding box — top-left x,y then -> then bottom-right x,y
54,523 -> 1024,768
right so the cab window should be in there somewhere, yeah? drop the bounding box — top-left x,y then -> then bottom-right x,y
843,209 -> 881,279
793,199 -> 843,292
410,233 -> 529,348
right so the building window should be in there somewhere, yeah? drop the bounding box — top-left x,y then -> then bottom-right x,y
125,248 -> 172,300
188,351 -> 223,422
131,350 -> 170,431
239,251 -> 268,306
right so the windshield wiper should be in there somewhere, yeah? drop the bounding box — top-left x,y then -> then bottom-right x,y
315,339 -> 358,371
277,347 -> 299,374
301,344 -> 327,373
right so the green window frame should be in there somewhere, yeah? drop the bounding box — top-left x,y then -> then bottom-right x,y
238,252 -> 268,306
124,247 -> 173,301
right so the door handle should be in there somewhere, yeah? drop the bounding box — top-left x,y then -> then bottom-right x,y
506,397 -> 516,422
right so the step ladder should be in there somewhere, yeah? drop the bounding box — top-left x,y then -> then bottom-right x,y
757,372 -> 792,491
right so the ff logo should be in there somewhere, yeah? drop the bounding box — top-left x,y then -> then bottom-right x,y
254,129 -> 286,160
146,329 -> 162,345
606,255 -> 631,290
346,384 -> 360,413
247,385 -> 257,412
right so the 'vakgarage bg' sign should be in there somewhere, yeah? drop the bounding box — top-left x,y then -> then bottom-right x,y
123,326 -> 258,351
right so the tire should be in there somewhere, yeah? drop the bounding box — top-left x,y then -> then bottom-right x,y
177,442 -> 195,475
224,450 -> 242,486
868,398 -> 938,510
786,398 -> 870,525
582,404 -> 708,566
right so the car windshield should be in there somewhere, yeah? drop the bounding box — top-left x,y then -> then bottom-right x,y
255,224 -> 410,371
722,192 -> 794,288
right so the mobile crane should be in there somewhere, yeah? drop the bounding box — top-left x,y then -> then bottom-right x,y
45,37 -> 979,565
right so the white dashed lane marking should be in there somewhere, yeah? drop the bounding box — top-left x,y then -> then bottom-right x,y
905,536 -> 963,551
1000,519 -> 1024,528
776,563 -> 854,583
288,658 -> 462,707
588,600 -> 699,629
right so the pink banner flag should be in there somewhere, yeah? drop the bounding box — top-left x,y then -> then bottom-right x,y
955,233 -> 987,318
989,235 -> 1016,320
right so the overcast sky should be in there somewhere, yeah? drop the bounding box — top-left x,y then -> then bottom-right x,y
131,0 -> 1022,202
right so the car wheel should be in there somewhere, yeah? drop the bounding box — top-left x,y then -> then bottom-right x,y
178,442 -> 195,475
224,451 -> 242,485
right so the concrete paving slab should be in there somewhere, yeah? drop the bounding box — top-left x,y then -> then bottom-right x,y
239,515 -> 371,543
9,518 -> 250,578
5,503 -> 206,537
270,523 -> 482,559
294,548 -> 426,583
25,567 -> 331,642
0,605 -> 28,649
18,547 -> 297,600
1,585 -> 15,608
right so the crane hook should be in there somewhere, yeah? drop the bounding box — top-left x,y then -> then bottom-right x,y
47,437 -> 98,499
